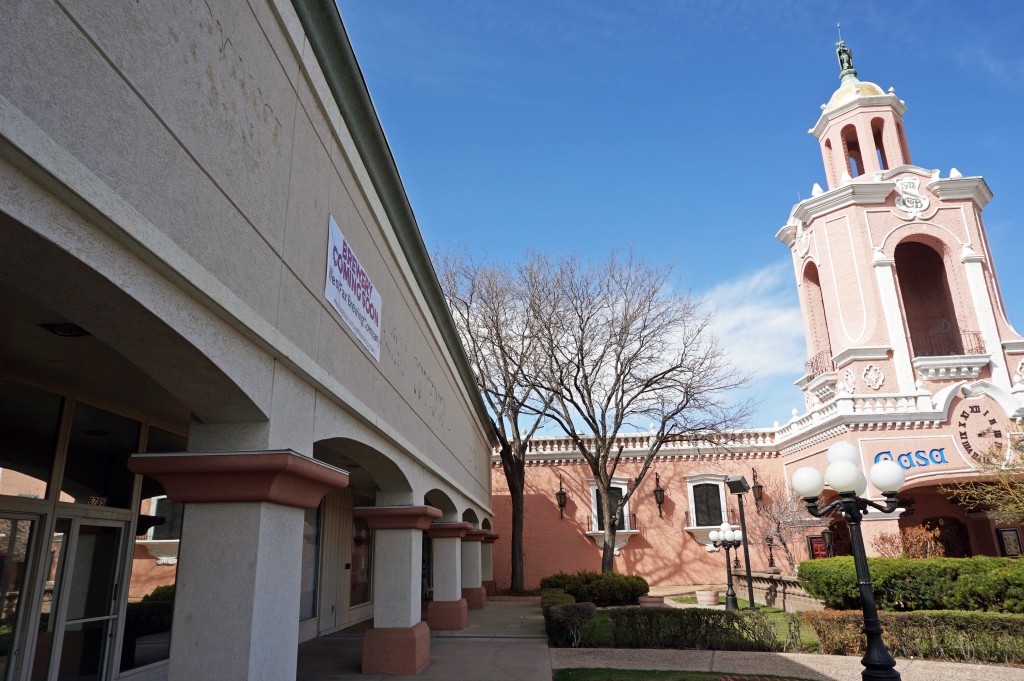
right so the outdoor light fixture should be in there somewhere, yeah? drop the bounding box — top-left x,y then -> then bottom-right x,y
751,470 -> 764,505
555,475 -> 567,519
725,476 -> 757,610
709,521 -> 742,611
792,440 -> 906,681
653,473 -> 665,518
821,527 -> 834,558
764,535 -> 779,572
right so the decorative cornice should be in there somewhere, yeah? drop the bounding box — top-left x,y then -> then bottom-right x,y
427,522 -> 471,539
464,530 -> 490,542
790,182 -> 894,225
913,354 -> 990,381
1003,340 -> 1024,355
776,225 -> 796,247
833,346 -> 890,369
127,450 -> 348,509
809,94 -> 907,138
926,176 -> 992,209
354,505 -> 443,530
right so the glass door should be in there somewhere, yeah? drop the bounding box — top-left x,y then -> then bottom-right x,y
0,515 -> 39,681
30,518 -> 124,681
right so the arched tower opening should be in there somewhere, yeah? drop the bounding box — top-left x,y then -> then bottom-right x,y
802,262 -> 833,376
871,118 -> 889,170
894,241 -> 966,357
840,124 -> 864,177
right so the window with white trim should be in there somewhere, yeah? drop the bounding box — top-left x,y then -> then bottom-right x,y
685,474 -> 728,528
589,478 -> 631,531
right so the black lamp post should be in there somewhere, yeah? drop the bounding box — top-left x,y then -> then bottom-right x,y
726,476 -> 757,610
709,521 -> 741,611
653,473 -> 665,517
555,475 -> 567,519
792,441 -> 907,681
765,536 -> 778,571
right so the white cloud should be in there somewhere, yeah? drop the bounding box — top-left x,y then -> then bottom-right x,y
704,260 -> 806,379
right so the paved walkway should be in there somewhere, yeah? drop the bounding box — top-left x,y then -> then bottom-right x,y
296,598 -> 1024,681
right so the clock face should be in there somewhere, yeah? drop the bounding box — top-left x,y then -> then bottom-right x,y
955,397 -> 1006,463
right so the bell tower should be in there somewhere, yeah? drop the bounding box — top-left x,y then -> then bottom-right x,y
776,41 -> 1024,417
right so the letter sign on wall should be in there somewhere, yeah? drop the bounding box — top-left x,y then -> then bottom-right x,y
324,215 -> 383,361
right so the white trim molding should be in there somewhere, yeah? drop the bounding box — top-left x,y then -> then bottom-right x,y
833,346 -> 890,369
913,355 -> 990,381
926,177 -> 993,209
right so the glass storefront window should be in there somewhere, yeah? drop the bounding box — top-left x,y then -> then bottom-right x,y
60,403 -> 139,508
299,506 -> 319,621
0,516 -> 37,679
120,427 -> 185,673
350,517 -> 372,606
0,378 -> 62,500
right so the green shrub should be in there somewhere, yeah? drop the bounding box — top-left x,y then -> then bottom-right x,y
539,570 -> 648,606
802,609 -> 1024,663
141,584 -> 176,602
797,556 -> 1024,612
541,591 -> 577,644
609,607 -> 782,652
548,602 -> 597,647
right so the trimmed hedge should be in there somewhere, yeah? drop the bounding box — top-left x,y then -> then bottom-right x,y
609,607 -> 782,652
548,602 -> 597,647
539,570 -> 649,607
802,609 -> 1024,663
797,556 -> 1024,612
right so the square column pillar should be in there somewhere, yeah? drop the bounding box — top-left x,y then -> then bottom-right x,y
353,506 -> 442,674
128,450 -> 348,681
481,533 -> 499,596
461,530 -> 488,609
425,523 -> 469,630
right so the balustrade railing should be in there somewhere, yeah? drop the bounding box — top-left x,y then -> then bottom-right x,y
804,350 -> 835,380
910,329 -> 985,357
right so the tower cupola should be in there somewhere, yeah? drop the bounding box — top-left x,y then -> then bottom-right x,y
811,40 -> 911,189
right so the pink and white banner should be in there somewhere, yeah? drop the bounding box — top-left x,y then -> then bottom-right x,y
324,215 -> 382,361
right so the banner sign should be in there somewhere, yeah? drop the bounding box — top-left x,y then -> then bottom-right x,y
324,215 -> 382,361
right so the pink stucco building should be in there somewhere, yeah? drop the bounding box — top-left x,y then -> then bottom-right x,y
491,41 -> 1024,591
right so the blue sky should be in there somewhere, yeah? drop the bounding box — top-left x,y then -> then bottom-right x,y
336,1 -> 1024,428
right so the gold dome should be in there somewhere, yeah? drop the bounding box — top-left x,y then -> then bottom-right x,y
825,78 -> 886,112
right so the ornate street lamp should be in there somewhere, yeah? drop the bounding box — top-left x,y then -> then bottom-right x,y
653,473 -> 665,518
555,475 -> 567,519
821,527 -> 835,558
765,536 -> 778,572
791,441 -> 907,681
726,475 -> 757,610
709,521 -> 742,611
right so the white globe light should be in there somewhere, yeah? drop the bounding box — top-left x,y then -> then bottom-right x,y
827,441 -> 861,467
855,472 -> 868,496
720,521 -> 731,534
870,460 -> 907,494
723,529 -> 735,542
791,466 -> 825,498
825,460 -> 861,493
734,530 -> 743,542
709,530 -> 720,542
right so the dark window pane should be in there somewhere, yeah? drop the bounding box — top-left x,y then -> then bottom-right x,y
0,516 -> 38,679
145,427 -> 186,454
350,517 -> 371,606
0,378 -> 62,499
299,505 -> 319,620
694,484 -> 723,527
61,403 -> 139,508
65,525 -> 121,621
596,487 -> 625,531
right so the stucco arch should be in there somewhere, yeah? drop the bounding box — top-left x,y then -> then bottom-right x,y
481,518 -> 491,531
461,508 -> 480,528
315,437 -> 413,503
0,211 -> 267,424
424,488 -> 458,521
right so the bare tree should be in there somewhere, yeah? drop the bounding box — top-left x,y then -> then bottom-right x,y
939,436 -> 1024,524
749,476 -> 813,574
529,250 -> 750,572
435,249 -> 550,592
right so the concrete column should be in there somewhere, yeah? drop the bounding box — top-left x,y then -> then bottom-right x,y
128,450 -> 348,681
481,533 -> 499,596
872,255 -> 915,393
461,530 -> 488,609
425,523 -> 469,630
353,506 -> 442,674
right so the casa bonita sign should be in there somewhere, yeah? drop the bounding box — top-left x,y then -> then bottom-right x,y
324,215 -> 382,361
860,435 -> 974,484
873,447 -> 948,469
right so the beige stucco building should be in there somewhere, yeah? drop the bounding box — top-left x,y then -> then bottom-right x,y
0,1 -> 493,679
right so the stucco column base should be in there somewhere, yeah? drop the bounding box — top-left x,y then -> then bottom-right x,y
362,621 -> 430,675
426,598 -> 468,630
462,586 -> 486,610
483,580 -> 496,596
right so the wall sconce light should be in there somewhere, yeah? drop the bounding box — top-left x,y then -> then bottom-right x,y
821,527 -> 834,558
653,472 -> 665,517
751,469 -> 764,505
555,475 -> 567,519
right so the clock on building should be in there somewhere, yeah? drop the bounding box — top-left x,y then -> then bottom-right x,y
955,396 -> 1007,462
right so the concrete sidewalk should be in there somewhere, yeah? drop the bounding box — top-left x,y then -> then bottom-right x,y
296,599 -> 1024,681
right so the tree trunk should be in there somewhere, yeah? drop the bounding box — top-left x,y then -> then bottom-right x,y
507,457 -> 526,592
600,488 -> 618,573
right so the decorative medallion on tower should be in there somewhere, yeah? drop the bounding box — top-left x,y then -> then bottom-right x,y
894,175 -> 929,217
862,364 -> 885,390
